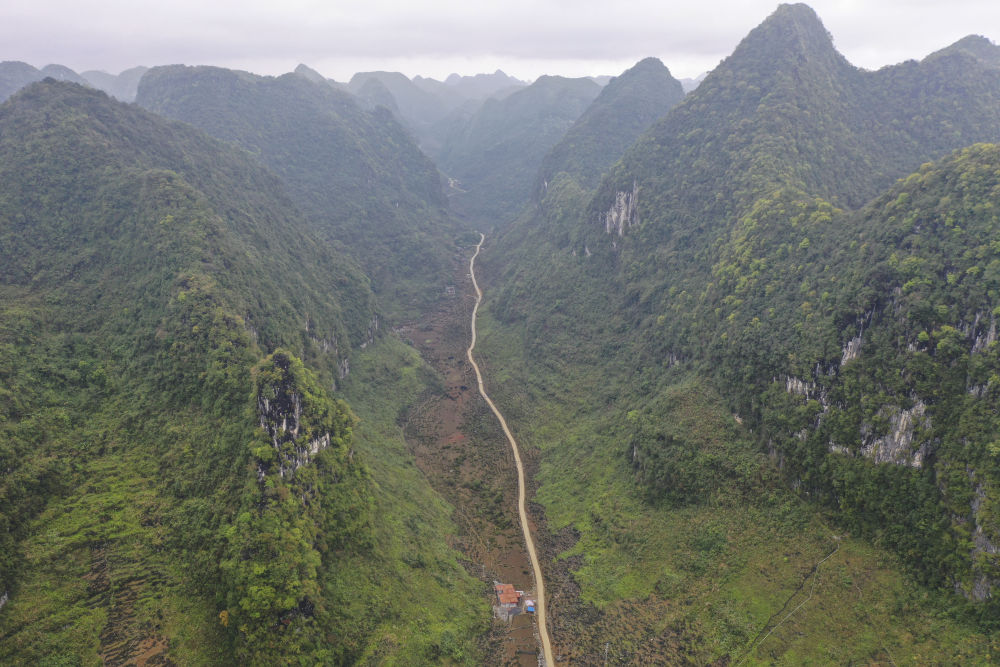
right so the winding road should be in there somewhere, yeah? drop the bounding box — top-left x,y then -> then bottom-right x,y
466,233 -> 555,667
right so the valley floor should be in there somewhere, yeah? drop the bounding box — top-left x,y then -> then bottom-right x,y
399,241 -> 551,666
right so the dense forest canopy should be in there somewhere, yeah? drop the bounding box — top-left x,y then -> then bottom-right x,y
136,65 -> 460,320
0,81 -> 483,664
3,2 -> 1000,663
488,1 -> 1000,623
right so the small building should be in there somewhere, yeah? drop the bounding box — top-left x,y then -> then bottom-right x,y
524,599 -> 536,613
494,582 -> 522,622
495,583 -> 520,606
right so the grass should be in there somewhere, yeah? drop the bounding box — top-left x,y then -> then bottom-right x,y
0,452 -> 230,666
339,335 -> 490,665
472,304 -> 1000,663
0,333 -> 492,666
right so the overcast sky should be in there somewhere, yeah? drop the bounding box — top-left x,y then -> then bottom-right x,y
4,1 -> 998,82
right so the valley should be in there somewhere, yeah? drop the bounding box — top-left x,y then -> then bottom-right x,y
2,2 -> 1000,664
398,237 -> 551,666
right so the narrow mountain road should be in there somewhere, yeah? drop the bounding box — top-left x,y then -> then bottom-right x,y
467,233 -> 555,667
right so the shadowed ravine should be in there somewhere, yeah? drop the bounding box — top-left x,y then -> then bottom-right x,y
466,233 -> 555,666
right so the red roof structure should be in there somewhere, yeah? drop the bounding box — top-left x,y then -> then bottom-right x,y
495,583 -> 520,605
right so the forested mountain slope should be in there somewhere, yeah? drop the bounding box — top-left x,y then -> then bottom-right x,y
537,57 -> 685,194
579,3 -> 1000,264
478,3 -> 1000,659
0,62 -> 149,103
80,66 -> 149,101
928,34 -> 1000,68
0,81 -> 484,664
434,75 -> 602,226
434,70 -> 526,101
0,61 -> 48,101
137,65 -> 459,319
347,70 -> 459,133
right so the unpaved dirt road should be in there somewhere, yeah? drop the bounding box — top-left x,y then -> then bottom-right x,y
466,233 -> 555,667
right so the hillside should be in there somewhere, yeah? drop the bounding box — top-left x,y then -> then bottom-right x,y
0,62 -> 149,103
537,57 -> 685,194
80,66 -> 150,101
0,61 -> 47,101
347,70 -> 458,133
5,4 -> 1000,664
347,70 -> 529,150
0,81 -> 485,664
137,65 -> 461,319
475,3 -> 1000,660
435,75 -> 602,226
439,69 -> 526,100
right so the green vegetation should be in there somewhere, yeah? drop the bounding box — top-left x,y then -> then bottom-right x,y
137,65 -> 460,320
434,75 -> 602,226
339,336 -> 489,665
474,304 -> 999,662
537,57 -> 685,194
478,3 -> 1000,660
5,5 -> 1000,663
0,81 -> 485,664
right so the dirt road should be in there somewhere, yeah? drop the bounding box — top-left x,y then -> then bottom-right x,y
466,233 -> 555,667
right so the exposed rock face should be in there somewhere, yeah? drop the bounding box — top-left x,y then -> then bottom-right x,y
256,353 -> 331,479
604,180 -> 639,237
840,309 -> 874,366
361,314 -> 379,349
970,311 -> 997,354
785,376 -> 815,398
305,332 -> 353,384
859,400 -> 930,467
955,482 -> 1000,601
840,334 -> 862,366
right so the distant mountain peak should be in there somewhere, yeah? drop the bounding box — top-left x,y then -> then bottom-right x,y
733,2 -> 839,62
624,57 -> 670,78
946,34 -> 997,51
294,63 -> 327,83
349,70 -> 410,86
633,56 -> 665,69
927,34 -> 1000,68
445,69 -> 522,86
35,64 -> 89,87
537,56 -> 684,191
711,1 -> 849,86
354,76 -> 399,113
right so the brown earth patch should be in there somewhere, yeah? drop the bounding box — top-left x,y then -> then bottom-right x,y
402,248 -> 550,666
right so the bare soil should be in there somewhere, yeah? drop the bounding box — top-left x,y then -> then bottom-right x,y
402,248 -> 550,666
86,543 -> 173,666
402,245 -> 709,665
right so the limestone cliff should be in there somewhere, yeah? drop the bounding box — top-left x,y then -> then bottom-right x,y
254,350 -> 351,479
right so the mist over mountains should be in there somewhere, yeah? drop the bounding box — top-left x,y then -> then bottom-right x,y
3,3 -> 1000,663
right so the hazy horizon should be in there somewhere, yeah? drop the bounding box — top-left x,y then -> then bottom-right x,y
4,1 -> 999,84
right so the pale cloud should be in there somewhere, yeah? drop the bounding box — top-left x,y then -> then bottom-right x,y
1,0 -> 997,81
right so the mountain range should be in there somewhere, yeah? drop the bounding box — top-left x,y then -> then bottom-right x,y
483,6 -> 1000,658
3,3 -> 1000,663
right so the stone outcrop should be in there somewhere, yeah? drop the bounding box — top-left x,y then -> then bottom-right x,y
859,400 -> 930,467
971,482 -> 998,600
840,334 -> 862,366
840,309 -> 874,366
969,311 -> 997,354
604,180 -> 639,238
256,353 -> 332,479
785,376 -> 815,398
361,314 -> 379,349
